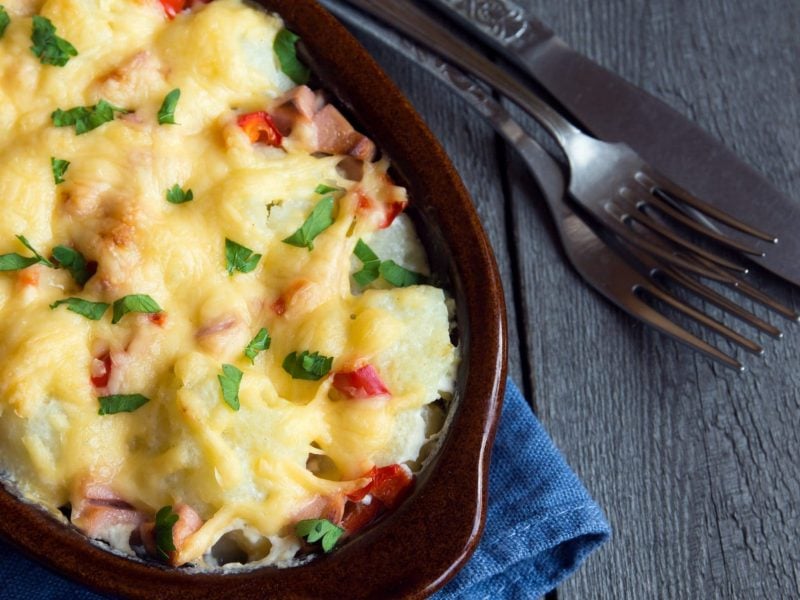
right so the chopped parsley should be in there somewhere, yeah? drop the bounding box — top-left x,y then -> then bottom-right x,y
295,518 -> 343,553
166,184 -> 193,204
314,183 -> 344,196
352,239 -> 381,287
282,196 -> 335,251
157,88 -> 181,125
154,506 -> 179,560
274,29 -> 309,85
0,6 -> 10,39
282,351 -> 333,381
111,294 -> 162,324
30,15 -> 77,66
0,235 -> 55,271
52,99 -> 129,135
0,235 -> 52,271
0,237 -> 94,283
50,297 -> 108,320
218,364 -> 243,411
352,239 -> 426,288
98,393 -> 150,415
225,238 -> 261,275
52,245 -> 91,286
17,234 -> 54,267
244,328 -> 271,364
379,260 -> 425,287
0,253 -> 39,271
51,157 -> 70,185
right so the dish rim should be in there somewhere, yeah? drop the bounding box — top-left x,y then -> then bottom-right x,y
0,1 -> 508,597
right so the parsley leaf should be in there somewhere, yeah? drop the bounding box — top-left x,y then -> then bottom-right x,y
98,393 -> 150,415
52,99 -> 128,135
30,15 -> 77,66
0,6 -> 10,39
154,506 -> 179,560
51,157 -> 70,185
225,238 -> 261,275
0,253 -> 39,271
282,351 -> 333,381
314,183 -> 344,196
379,260 -> 425,287
52,245 -> 91,286
351,240 -> 426,289
352,239 -> 381,287
244,328 -> 271,364
295,518 -> 344,553
166,184 -> 193,204
157,88 -> 181,125
50,297 -> 108,320
282,196 -> 335,251
218,363 -> 243,411
0,235 -> 54,271
16,235 -> 54,267
274,29 -> 310,85
111,294 -> 162,324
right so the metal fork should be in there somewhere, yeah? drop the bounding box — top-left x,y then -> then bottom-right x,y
340,0 -> 779,282
322,0 -> 799,370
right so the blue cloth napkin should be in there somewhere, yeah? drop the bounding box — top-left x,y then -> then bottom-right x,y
0,380 -> 609,599
435,380 -> 610,598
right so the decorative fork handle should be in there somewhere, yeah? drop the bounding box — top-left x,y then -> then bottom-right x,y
341,0 -> 581,148
430,0 -> 555,52
320,1 -> 575,234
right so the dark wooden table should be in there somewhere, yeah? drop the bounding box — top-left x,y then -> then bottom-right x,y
339,1 -> 800,597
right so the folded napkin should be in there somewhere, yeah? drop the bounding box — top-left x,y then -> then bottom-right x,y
0,380 -> 609,599
435,380 -> 610,598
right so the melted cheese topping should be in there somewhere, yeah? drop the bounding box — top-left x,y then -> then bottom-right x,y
0,0 -> 457,567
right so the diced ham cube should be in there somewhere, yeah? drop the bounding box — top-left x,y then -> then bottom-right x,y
312,104 -> 375,161
70,480 -> 144,540
270,85 -> 319,135
293,494 -> 346,527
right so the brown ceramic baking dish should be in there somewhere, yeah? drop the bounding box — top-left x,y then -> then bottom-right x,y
0,1 -> 507,597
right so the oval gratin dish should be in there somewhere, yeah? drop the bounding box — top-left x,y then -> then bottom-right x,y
0,0 -> 507,598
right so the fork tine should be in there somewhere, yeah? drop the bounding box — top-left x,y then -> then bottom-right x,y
688,254 -> 800,321
731,279 -> 800,322
614,191 -> 750,272
602,202 -> 745,279
615,234 -> 782,336
659,266 -> 782,337
635,189 -> 764,256
636,171 -> 778,243
625,282 -> 744,370
642,283 -> 763,355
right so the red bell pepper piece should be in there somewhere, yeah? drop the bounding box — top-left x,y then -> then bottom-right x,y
148,312 -> 167,327
355,191 -> 406,230
91,352 -> 112,388
237,111 -> 283,147
364,464 -> 413,509
332,365 -> 390,399
342,464 -> 414,534
159,0 -> 186,19
346,465 -> 413,510
340,502 -> 381,535
380,199 -> 407,229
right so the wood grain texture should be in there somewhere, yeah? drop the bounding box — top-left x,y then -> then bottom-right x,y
337,0 -> 800,598
512,0 -> 800,598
